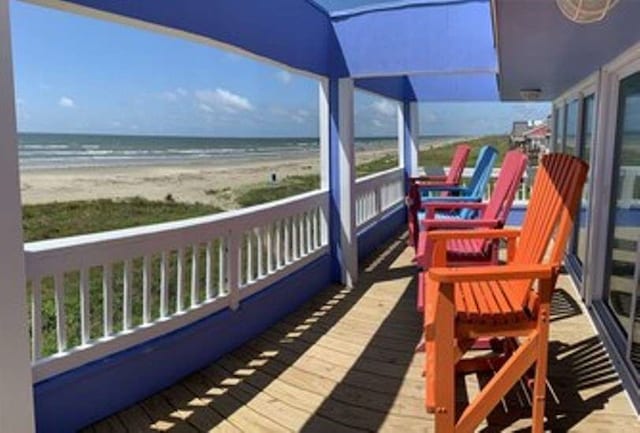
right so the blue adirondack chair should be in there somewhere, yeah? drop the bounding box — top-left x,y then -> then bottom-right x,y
417,145 -> 498,222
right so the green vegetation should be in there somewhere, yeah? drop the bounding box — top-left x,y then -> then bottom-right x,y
235,135 -> 510,207
418,135 -> 510,168
235,174 -> 321,207
356,153 -> 399,177
23,197 -> 221,242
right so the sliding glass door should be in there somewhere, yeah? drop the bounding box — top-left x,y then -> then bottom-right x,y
605,71 -> 640,376
576,95 -> 595,268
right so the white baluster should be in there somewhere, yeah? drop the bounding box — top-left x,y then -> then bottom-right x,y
176,248 -> 184,313
31,278 -> 42,360
143,255 -> 151,324
246,233 -> 253,284
284,219 -> 290,264
276,220 -> 282,267
228,234 -> 240,310
266,225 -> 273,273
123,259 -> 132,331
191,245 -> 199,307
54,273 -> 66,352
80,267 -> 90,345
103,264 -> 113,336
218,239 -> 226,295
206,242 -> 213,300
292,216 -> 299,260
256,227 -> 263,279
159,252 -> 168,319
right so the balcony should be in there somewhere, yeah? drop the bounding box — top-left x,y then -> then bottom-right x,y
80,233 -> 637,432
2,1 -> 640,432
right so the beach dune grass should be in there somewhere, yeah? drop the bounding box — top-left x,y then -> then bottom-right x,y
23,197 -> 222,242
23,135 -> 510,357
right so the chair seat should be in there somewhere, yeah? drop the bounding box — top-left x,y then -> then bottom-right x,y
417,211 -> 462,230
450,280 -> 531,325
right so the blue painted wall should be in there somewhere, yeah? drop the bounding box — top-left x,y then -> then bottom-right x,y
34,254 -> 332,433
357,205 -> 406,261
56,0 -> 338,77
333,1 -> 496,78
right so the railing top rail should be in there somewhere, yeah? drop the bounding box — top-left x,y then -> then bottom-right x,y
25,189 -> 328,254
355,166 -> 403,185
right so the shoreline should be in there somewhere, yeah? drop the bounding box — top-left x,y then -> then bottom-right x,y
19,136 -> 472,208
19,147 -> 395,208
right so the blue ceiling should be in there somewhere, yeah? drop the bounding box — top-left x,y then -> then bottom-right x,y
312,0 -> 397,14
24,0 -> 640,103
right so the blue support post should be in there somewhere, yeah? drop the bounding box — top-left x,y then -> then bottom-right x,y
324,78 -> 357,287
401,101 -> 420,192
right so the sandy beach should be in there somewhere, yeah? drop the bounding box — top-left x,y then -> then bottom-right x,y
19,148 -> 396,208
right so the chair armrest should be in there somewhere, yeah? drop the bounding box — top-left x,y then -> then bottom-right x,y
421,201 -> 487,212
419,185 -> 470,194
411,175 -> 447,183
429,263 -> 558,283
426,228 -> 521,242
427,228 -> 520,262
420,196 -> 481,205
422,218 -> 501,230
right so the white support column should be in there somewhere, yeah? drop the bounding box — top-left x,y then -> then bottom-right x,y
409,102 -> 420,176
337,78 -> 357,287
0,0 -> 36,431
399,101 -> 420,180
319,79 -> 330,191
324,78 -> 357,287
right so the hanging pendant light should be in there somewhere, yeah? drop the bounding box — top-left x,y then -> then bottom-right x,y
556,0 -> 620,23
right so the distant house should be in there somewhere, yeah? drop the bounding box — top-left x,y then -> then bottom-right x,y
510,120 -> 551,165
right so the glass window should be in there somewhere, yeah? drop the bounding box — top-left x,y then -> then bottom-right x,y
576,95 -> 595,266
606,72 -> 640,375
553,105 -> 565,151
565,100 -> 579,156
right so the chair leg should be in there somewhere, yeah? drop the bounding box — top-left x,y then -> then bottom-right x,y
532,285 -> 552,433
433,282 -> 456,432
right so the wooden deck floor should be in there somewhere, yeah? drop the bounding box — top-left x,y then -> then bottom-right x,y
85,234 -> 639,432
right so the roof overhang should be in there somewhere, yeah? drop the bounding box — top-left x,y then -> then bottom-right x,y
494,0 -> 640,101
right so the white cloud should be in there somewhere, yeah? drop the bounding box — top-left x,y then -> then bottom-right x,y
371,99 -> 396,117
58,96 -> 75,108
195,88 -> 254,113
160,88 -> 189,102
198,103 -> 214,113
160,91 -> 178,102
276,70 -> 292,85
270,106 -> 312,124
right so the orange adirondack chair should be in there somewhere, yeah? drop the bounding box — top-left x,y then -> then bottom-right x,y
422,153 -> 588,433
406,144 -> 471,246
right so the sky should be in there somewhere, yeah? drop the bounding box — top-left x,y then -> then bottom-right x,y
10,0 -> 550,138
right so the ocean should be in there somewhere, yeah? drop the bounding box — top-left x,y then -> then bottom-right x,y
17,132 -> 460,170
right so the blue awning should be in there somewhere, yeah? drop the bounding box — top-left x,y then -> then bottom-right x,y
28,0 -> 500,102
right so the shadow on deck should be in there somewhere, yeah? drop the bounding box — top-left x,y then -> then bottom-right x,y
84,233 -> 638,432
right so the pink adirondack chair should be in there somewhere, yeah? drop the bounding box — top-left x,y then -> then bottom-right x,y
406,144 -> 471,246
414,150 -> 528,312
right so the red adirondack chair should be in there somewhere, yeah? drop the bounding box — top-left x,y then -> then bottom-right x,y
422,153 -> 588,433
406,144 -> 471,246
414,149 -> 528,311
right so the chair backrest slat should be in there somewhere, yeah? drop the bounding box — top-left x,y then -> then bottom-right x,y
458,145 -> 498,219
511,154 -> 588,307
445,144 -> 472,184
483,150 -> 528,222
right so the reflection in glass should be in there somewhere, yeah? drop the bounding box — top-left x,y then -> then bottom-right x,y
606,72 -> 640,374
554,106 -> 565,151
565,100 -> 579,156
577,95 -> 595,266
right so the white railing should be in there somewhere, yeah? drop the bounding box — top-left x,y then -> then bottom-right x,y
457,167 -> 532,204
355,167 -> 405,229
25,190 -> 329,382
